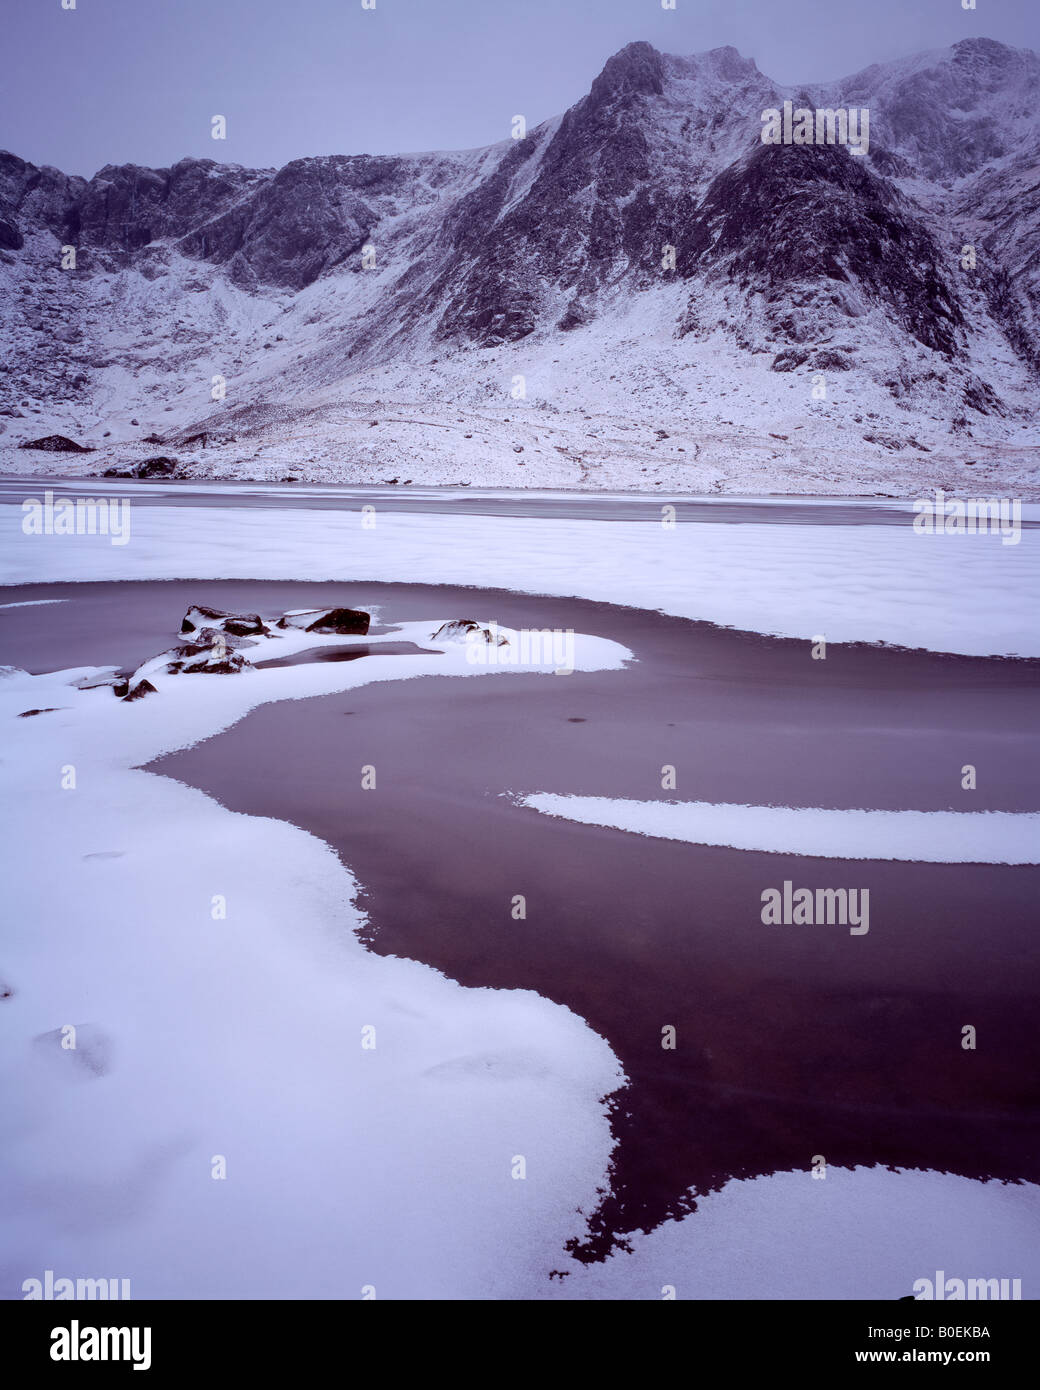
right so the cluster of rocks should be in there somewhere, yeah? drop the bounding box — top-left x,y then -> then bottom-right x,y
103,456 -> 181,480
18,436 -> 186,480
111,602 -> 372,701
96,607 -> 515,700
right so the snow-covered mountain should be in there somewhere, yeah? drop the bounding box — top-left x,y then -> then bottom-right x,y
2,37 -> 1039,494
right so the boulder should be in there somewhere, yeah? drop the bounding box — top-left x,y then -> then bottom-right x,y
430,619 -> 508,646
181,605 -> 267,637
119,640 -> 250,694
168,630 -> 253,674
136,456 -> 179,478
277,609 -> 324,630
170,646 -> 249,675
103,456 -> 179,479
277,606 -> 370,635
123,679 -> 157,702
19,435 -> 94,452
770,349 -> 809,373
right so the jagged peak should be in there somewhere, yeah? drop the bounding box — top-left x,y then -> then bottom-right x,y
0,149 -> 33,172
696,45 -> 763,80
84,156 -> 266,186
951,36 -> 1019,62
588,41 -> 665,107
830,35 -> 1037,97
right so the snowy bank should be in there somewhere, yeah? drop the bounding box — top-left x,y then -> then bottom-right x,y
0,625 -> 628,1299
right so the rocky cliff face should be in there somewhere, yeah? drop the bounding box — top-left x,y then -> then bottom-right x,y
1,37 -> 1037,493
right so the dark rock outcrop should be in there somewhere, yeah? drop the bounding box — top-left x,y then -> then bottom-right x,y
275,606 -> 370,635
0,217 -> 22,250
181,605 -> 267,637
137,456 -> 179,477
167,642 -> 250,675
304,607 -> 370,635
122,678 -> 157,701
19,435 -> 93,452
103,457 -> 180,479
676,143 -> 964,356
430,619 -> 509,646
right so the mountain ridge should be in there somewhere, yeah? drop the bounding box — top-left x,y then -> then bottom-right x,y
2,36 -> 1038,496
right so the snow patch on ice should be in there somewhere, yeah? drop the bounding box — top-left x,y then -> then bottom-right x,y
521,795 -> 1040,864
0,598 -> 68,609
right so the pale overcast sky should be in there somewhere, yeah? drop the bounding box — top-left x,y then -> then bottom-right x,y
3,0 -> 1038,177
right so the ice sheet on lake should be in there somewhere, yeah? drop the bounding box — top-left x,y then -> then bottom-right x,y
2,504 -> 1038,655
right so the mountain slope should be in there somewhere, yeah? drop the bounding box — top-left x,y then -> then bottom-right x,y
1,37 -> 1038,495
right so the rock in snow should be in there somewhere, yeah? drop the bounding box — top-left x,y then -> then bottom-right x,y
180,605 -> 268,637
120,678 -> 158,702
18,435 -> 94,453
103,456 -> 180,480
294,603 -> 372,636
431,619 -> 510,646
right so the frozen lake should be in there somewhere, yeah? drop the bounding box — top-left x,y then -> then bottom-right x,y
5,575 -> 1039,1264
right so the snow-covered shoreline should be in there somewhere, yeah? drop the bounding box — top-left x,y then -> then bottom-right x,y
0,618 -> 631,1299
